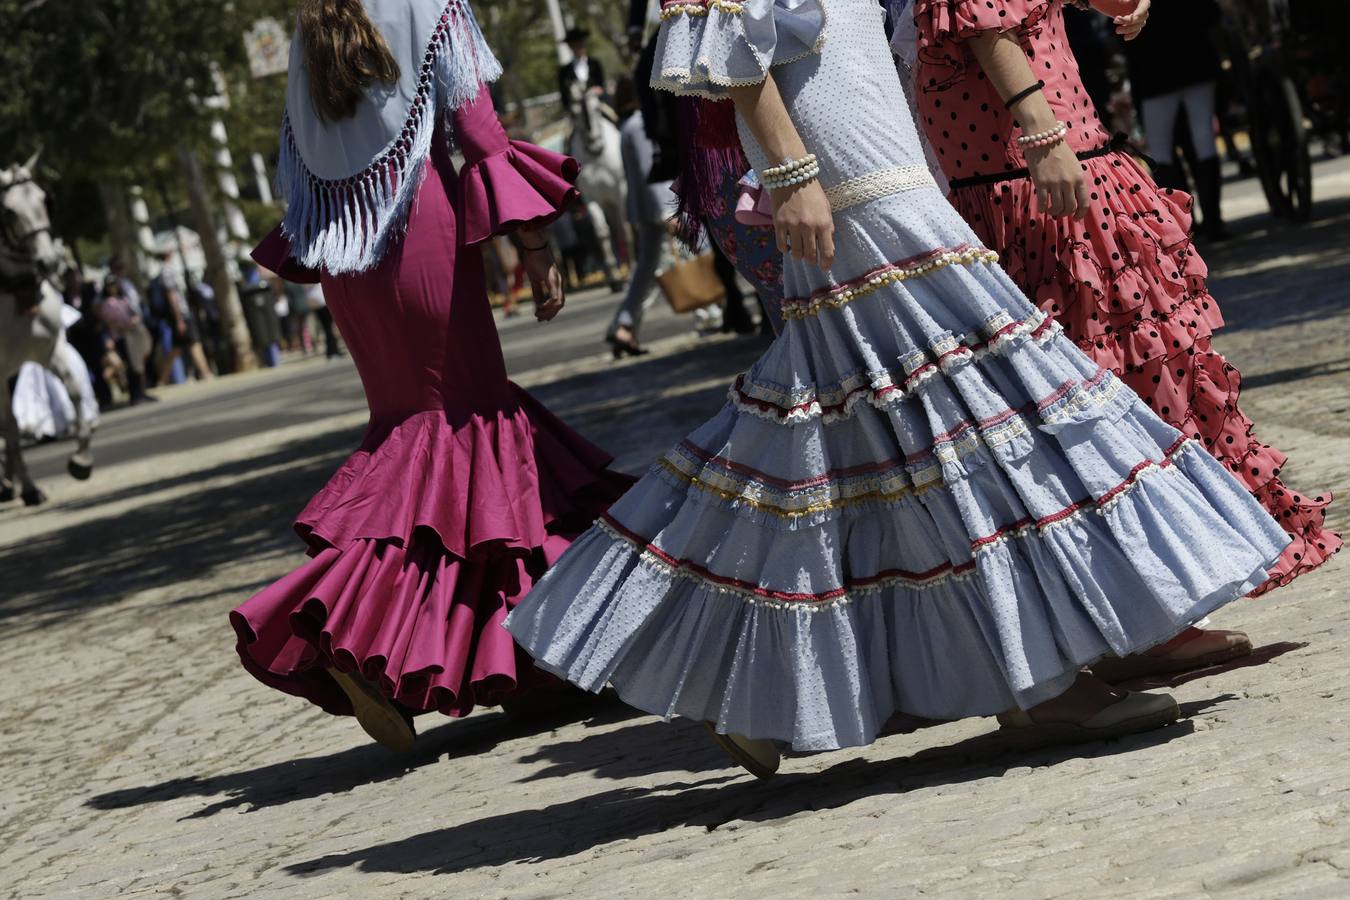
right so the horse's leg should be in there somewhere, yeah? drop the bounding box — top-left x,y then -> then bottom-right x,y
0,380 -> 43,505
48,340 -> 94,480
586,200 -> 624,293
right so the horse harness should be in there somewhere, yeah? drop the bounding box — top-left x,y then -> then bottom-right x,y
0,174 -> 50,298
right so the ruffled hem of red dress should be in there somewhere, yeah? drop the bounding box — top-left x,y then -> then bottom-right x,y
229,530 -> 577,717
950,154 -> 1219,359
458,140 -> 580,246
950,151 -> 1341,594
230,384 -> 634,717
295,382 -> 631,557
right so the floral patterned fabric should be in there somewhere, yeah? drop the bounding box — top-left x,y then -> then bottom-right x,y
703,167 -> 785,332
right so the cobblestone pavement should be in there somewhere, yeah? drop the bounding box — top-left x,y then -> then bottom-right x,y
2,164 -> 1349,899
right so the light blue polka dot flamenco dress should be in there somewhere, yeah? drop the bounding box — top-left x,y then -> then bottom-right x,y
505,0 -> 1290,751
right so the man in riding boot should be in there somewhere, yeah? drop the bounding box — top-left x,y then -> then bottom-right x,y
558,26 -> 610,114
1124,0 -> 1230,241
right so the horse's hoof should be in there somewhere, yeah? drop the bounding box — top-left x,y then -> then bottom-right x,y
68,456 -> 93,481
0,483 -> 14,503
21,486 -> 46,507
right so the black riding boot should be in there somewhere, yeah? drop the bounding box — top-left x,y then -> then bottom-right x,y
1193,156 -> 1230,241
1150,162 -> 1189,195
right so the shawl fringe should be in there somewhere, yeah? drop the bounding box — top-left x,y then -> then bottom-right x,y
277,0 -> 502,274
674,97 -> 749,246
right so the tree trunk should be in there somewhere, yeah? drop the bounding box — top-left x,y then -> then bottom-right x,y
97,180 -> 145,285
176,144 -> 257,373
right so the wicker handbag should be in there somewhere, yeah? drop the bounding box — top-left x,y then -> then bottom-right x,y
657,243 -> 726,314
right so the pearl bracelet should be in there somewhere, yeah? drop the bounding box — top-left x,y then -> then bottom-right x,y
761,153 -> 818,179
1023,129 -> 1067,151
1015,121 -> 1068,150
1016,121 -> 1067,145
762,160 -> 821,190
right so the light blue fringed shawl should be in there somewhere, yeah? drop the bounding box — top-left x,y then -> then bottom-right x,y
278,0 -> 502,274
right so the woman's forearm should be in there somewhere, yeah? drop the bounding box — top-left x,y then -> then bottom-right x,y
517,227 -> 549,249
1089,0 -> 1152,40
969,31 -> 1089,218
967,31 -> 1059,134
728,76 -> 809,166
726,75 -> 835,268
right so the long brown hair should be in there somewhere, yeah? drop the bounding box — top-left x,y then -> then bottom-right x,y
299,0 -> 401,122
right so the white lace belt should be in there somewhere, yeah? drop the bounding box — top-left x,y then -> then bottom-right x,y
825,164 -> 936,211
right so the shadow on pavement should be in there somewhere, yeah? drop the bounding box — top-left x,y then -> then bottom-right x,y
1205,196 -> 1350,335
527,334 -> 765,471
1240,359 -> 1350,391
278,711 -> 1208,878
1117,641 -> 1308,692
514,718 -> 731,783
0,429 -> 355,628
82,699 -> 676,819
85,722 -> 486,821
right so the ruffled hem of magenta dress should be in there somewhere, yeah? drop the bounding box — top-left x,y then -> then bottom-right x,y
229,386 -> 634,718
946,152 -> 1341,594
232,129 -> 635,718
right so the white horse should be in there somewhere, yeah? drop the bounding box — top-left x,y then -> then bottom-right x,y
0,154 -> 94,506
565,86 -> 628,291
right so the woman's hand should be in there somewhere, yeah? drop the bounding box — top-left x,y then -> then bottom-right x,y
1091,0 -> 1150,40
521,241 -> 566,322
726,76 -> 833,269
1025,142 -> 1090,218
770,180 -> 836,270
969,28 -> 1090,219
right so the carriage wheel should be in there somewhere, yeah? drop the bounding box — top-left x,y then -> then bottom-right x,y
1252,73 -> 1314,221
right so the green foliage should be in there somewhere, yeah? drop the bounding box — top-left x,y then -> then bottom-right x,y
0,0 -> 633,246
0,1 -> 258,179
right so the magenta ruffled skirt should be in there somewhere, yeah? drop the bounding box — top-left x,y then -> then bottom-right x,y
230,386 -> 633,718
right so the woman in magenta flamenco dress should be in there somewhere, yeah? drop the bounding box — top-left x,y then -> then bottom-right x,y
893,0 -> 1339,676
229,0 -> 631,750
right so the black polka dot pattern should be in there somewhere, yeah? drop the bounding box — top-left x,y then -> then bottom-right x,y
912,0 -> 1342,592
914,0 -> 1108,177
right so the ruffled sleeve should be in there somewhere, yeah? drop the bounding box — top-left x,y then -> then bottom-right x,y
453,83 -> 581,245
911,0 -> 1053,91
913,0 -> 1052,45
253,224 -> 321,285
651,0 -> 827,99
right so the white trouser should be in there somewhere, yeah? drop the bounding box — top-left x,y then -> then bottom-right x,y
610,222 -> 672,336
1140,81 -> 1218,164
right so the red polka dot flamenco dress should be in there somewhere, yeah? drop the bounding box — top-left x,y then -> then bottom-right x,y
911,0 -> 1339,593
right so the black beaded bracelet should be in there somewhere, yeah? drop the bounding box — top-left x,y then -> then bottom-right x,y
1004,80 -> 1046,111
